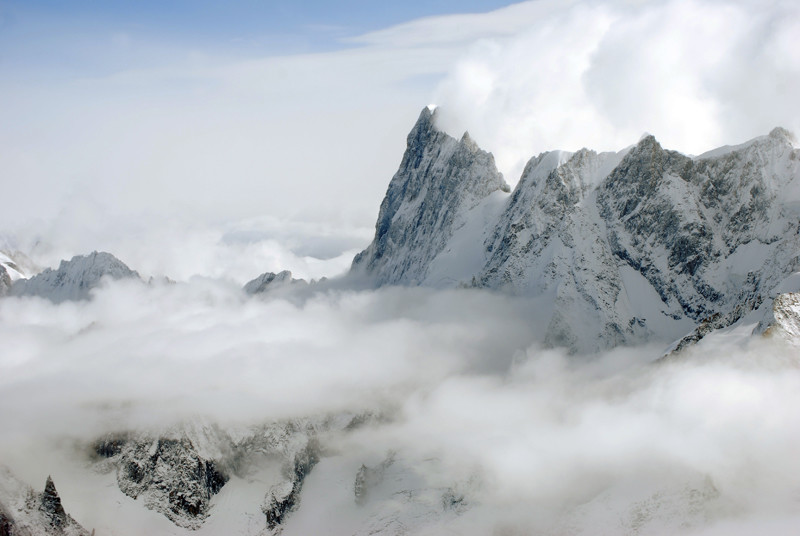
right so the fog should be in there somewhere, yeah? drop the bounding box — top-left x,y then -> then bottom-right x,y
1,275 -> 799,534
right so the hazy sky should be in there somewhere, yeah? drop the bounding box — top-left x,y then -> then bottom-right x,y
1,0 -> 798,280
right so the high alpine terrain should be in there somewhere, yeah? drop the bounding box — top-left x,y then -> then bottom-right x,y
2,108 -> 800,535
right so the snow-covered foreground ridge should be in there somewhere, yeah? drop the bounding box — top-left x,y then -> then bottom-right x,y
352,108 -> 800,352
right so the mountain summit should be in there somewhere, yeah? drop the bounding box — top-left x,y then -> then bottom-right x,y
352,108 -> 800,352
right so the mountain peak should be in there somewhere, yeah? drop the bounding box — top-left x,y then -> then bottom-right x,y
351,107 -> 507,286
769,126 -> 797,145
635,132 -> 660,149
9,251 -> 140,303
40,475 -> 67,529
407,106 -> 440,145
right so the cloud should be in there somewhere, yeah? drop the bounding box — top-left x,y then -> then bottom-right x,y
4,0 -> 796,271
1,277 -> 800,534
433,0 -> 800,183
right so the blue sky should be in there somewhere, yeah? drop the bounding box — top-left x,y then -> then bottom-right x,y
0,0 -> 518,76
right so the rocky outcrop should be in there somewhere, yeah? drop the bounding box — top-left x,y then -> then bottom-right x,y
243,270 -> 307,295
754,292 -> 800,343
0,468 -> 91,536
10,251 -> 140,303
262,440 -> 320,531
38,478 -> 67,531
0,266 -> 10,297
88,415 -> 360,531
352,109 -> 800,352
351,107 -> 510,286
90,427 -> 231,529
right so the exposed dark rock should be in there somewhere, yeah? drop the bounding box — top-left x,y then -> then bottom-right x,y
351,107 -> 509,286
262,439 -> 320,530
0,266 -> 10,297
115,436 -> 229,528
39,477 -> 67,530
243,270 -> 307,295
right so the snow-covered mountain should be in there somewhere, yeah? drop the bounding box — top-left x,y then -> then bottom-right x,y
352,110 -> 800,353
350,107 -> 510,287
4,109 -> 800,535
9,251 -> 140,303
0,468 -> 91,536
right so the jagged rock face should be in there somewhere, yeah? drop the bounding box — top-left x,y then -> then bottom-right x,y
88,416 -> 351,531
0,266 -> 10,297
95,429 -> 231,530
262,440 -> 320,531
754,292 -> 800,342
9,251 -> 139,303
39,478 -> 66,531
597,131 -> 800,323
243,270 -> 307,295
0,468 -> 90,536
353,108 -> 800,352
351,107 -> 510,286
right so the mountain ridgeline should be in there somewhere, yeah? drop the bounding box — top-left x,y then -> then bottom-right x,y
351,108 -> 800,352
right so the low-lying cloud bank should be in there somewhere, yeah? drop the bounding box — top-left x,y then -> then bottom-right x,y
1,277 -> 799,534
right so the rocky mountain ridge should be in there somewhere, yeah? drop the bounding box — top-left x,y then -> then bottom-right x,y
9,251 -> 140,303
352,110 -> 800,353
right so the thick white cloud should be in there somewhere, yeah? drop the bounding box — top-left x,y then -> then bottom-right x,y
433,0 -> 800,182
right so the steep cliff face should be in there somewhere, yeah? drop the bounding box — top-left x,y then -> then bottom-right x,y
351,107 -> 510,286
597,129 -> 800,326
352,109 -> 800,352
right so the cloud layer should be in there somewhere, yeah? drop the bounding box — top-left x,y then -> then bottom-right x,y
433,0 -> 800,181
1,279 -> 800,534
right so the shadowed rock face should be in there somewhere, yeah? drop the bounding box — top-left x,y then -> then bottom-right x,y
351,107 -> 510,286
352,109 -> 800,352
112,435 -> 229,529
88,416 -> 353,531
39,477 -> 67,530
